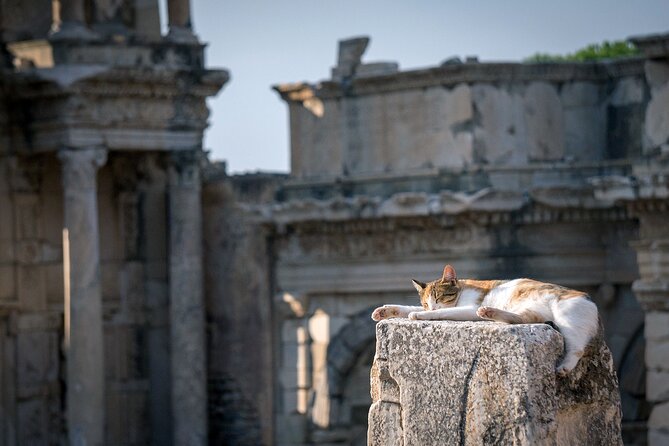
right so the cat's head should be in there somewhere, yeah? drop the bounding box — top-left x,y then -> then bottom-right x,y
412,265 -> 460,310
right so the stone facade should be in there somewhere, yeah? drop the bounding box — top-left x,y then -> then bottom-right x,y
0,1 -> 226,444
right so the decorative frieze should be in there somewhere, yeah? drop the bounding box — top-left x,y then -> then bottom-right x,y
277,225 -> 481,262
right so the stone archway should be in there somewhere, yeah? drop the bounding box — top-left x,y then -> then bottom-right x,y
311,307 -> 378,443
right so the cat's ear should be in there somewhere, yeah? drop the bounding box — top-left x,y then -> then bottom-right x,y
442,265 -> 457,284
411,279 -> 426,293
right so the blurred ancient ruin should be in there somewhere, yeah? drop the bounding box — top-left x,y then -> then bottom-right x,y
0,0 -> 227,444
1,1 -> 669,445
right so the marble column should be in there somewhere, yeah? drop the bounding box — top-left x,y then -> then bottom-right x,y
166,0 -> 198,43
50,0 -> 97,40
59,148 -> 107,446
168,151 -> 207,445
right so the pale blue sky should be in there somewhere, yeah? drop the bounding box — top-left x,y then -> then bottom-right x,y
189,0 -> 669,173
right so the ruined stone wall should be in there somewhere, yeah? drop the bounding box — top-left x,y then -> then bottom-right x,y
265,207 -> 645,444
627,36 -> 669,446
0,0 -> 53,42
99,153 -> 172,445
0,153 -> 65,445
281,60 -> 647,180
202,167 -> 286,446
0,151 -> 176,444
261,39 -> 662,445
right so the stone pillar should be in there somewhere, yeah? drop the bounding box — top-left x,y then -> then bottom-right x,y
369,319 -> 622,445
59,148 -> 107,446
50,0 -> 97,40
135,0 -> 161,41
166,0 -> 197,43
629,202 -> 669,446
168,151 -> 207,445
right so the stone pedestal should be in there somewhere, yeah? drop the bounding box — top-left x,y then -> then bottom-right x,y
59,148 -> 107,446
168,151 -> 207,445
369,319 -> 622,445
166,0 -> 197,43
50,0 -> 98,40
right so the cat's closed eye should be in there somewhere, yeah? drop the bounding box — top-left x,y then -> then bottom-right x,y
436,285 -> 459,300
437,294 -> 456,302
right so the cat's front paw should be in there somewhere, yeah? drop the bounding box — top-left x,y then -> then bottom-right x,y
408,311 -> 426,320
372,305 -> 400,321
476,306 -> 497,320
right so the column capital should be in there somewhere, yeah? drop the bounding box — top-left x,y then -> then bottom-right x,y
59,148 -> 108,190
167,150 -> 203,188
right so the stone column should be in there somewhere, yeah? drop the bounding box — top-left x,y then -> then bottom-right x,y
369,319 -> 622,445
629,201 -> 669,446
50,0 -> 97,40
166,0 -> 198,43
59,148 -> 107,446
168,151 -> 207,445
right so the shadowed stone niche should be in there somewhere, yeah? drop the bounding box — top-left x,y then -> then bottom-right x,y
368,319 -> 623,445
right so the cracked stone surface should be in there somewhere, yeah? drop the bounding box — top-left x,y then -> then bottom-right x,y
368,319 -> 622,445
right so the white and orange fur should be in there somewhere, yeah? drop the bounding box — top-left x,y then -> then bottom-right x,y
371,265 -> 599,375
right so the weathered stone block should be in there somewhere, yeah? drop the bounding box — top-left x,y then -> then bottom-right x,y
17,265 -> 46,311
471,84 -> 528,165
560,81 -> 600,107
564,106 -> 605,161
610,77 -> 646,106
275,413 -> 308,445
649,429 -> 669,446
44,263 -> 64,304
369,319 -> 622,445
0,265 -> 15,301
17,398 -> 48,446
14,195 -> 41,240
646,83 -> 669,148
646,311 -> 669,341
368,402 -> 402,446
649,401 -> 669,430
645,60 -> 669,91
525,82 -> 565,161
120,261 -> 144,316
0,240 -> 14,263
0,194 -> 13,241
648,370 -> 669,402
17,331 -> 59,388
101,262 -> 121,302
647,339 -> 669,370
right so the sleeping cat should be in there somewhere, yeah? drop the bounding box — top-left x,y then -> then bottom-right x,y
371,265 -> 599,375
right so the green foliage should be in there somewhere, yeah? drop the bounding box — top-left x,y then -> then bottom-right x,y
525,40 -> 640,63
